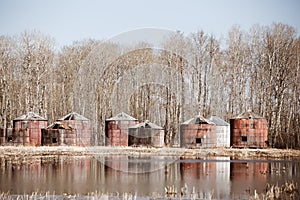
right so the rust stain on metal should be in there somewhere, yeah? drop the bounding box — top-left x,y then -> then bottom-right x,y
42,112 -> 92,146
10,112 -> 48,146
105,112 -> 138,146
230,110 -> 268,148
180,115 -> 216,148
128,120 -> 164,147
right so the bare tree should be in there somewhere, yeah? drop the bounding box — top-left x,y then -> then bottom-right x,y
0,36 -> 17,128
15,31 -> 55,118
261,23 -> 298,147
0,24 -> 299,148
189,31 -> 220,117
58,40 -> 97,115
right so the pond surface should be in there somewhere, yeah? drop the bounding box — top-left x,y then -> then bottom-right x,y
0,155 -> 299,199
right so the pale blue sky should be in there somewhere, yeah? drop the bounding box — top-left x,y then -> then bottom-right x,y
0,0 -> 299,47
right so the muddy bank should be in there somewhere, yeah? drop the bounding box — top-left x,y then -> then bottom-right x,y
0,146 -> 299,160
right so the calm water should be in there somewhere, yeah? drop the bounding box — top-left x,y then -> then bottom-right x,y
0,155 -> 299,199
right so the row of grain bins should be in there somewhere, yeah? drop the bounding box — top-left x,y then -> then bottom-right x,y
0,110 -> 268,148
0,112 -> 92,146
106,110 -> 268,148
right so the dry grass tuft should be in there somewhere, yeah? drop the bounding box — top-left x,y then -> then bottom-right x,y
250,181 -> 299,200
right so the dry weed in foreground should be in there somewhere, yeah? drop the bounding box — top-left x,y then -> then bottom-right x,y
250,181 -> 299,200
0,191 -> 137,200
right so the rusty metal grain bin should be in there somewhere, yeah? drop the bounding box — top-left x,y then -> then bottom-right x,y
0,128 -> 6,145
180,115 -> 216,148
128,120 -> 164,147
230,110 -> 268,148
42,122 -> 77,146
0,128 -> 13,145
105,112 -> 138,146
57,112 -> 92,146
208,116 -> 230,148
13,112 -> 48,146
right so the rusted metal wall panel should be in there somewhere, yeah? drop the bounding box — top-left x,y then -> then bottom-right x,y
180,124 -> 216,148
105,120 -> 138,146
57,120 -> 92,146
128,128 -> 164,147
42,123 -> 92,146
0,128 -> 6,145
230,118 -> 268,148
12,120 -> 47,146
10,129 -> 29,146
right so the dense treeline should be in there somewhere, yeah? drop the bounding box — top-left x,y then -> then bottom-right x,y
0,23 -> 299,148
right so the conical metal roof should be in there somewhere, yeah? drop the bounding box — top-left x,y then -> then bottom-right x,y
182,115 -> 215,125
106,112 -> 137,121
232,110 -> 265,119
14,112 -> 47,121
129,120 -> 163,129
58,112 -> 89,121
208,116 -> 229,126
46,122 -> 73,130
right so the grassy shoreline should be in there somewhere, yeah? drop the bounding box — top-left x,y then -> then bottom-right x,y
0,146 -> 299,199
0,146 -> 300,159
0,181 -> 299,200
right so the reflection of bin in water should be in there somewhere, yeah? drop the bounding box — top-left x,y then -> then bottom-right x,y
105,112 -> 138,146
105,156 -> 129,172
230,160 -> 269,180
230,110 -> 268,148
180,158 -> 216,178
105,155 -> 167,174
128,120 -> 164,147
230,159 -> 268,198
180,115 -> 216,148
179,157 -> 231,199
12,112 -> 48,146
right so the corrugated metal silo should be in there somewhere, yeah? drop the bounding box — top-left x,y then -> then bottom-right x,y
180,115 -> 216,148
105,112 -> 138,146
128,120 -> 164,147
0,128 -> 13,145
230,110 -> 268,148
208,116 -> 230,147
13,112 -> 48,146
0,128 -> 7,145
42,122 -> 76,146
57,112 -> 92,146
